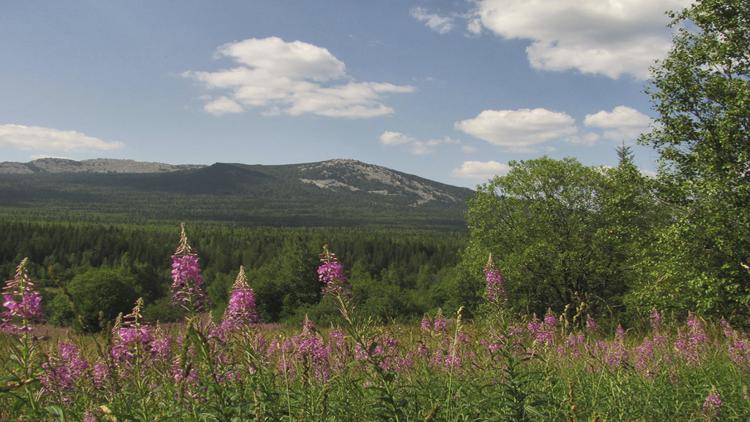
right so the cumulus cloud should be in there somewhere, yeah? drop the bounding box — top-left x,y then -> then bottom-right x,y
454,108 -> 577,152
411,7 -> 455,34
204,96 -> 243,115
584,105 -> 652,141
379,131 -> 460,155
452,160 -> 510,180
185,37 -> 414,118
470,0 -> 689,79
0,124 -> 123,152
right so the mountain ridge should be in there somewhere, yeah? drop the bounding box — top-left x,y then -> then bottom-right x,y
0,158 -> 473,228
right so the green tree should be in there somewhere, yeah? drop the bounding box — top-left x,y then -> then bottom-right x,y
67,267 -> 139,332
463,155 -> 663,321
634,0 -> 750,320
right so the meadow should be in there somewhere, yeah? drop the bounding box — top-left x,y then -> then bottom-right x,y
1,227 -> 749,421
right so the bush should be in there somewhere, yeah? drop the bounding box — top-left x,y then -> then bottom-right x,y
67,267 -> 139,332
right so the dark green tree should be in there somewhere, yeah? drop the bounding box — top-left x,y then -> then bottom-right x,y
67,267 -> 139,332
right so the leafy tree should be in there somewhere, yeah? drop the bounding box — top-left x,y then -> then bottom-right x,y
633,0 -> 750,320
464,156 -> 659,321
67,267 -> 139,332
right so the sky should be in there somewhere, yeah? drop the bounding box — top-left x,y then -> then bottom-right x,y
0,0 -> 691,187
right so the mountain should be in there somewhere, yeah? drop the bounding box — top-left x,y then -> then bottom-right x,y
0,158 -> 473,229
0,158 -> 204,174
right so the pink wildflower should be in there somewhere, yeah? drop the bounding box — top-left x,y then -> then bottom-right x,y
1,258 -> 44,333
483,254 -> 506,304
318,245 -> 349,295
703,392 -> 722,416
170,223 -> 207,312
216,266 -> 259,339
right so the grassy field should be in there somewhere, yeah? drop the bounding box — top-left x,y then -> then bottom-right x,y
2,299 -> 750,420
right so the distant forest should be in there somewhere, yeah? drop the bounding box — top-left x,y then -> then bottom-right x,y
0,219 -> 468,329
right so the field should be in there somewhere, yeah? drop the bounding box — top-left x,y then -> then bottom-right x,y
2,242 -> 749,421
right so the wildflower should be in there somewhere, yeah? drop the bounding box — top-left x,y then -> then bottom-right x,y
674,313 -> 707,364
433,313 -> 447,333
293,317 -> 331,381
170,223 -> 207,312
703,391 -> 722,417
483,254 -> 506,304
528,313 -> 555,346
150,327 -> 172,361
111,299 -> 154,364
93,359 -> 110,388
1,258 -> 44,333
317,245 -> 348,295
649,308 -> 662,332
719,319 -> 750,367
420,315 -> 431,332
217,266 -> 259,338
40,341 -> 89,393
585,315 -> 598,332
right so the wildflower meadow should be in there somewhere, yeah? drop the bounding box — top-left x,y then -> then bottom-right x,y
1,225 -> 749,421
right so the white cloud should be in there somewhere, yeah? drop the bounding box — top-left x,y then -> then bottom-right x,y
379,131 -> 460,155
455,108 -> 577,151
584,106 -> 652,141
470,0 -> 689,79
452,160 -> 510,180
185,37 -> 414,118
204,96 -> 243,115
411,7 -> 455,34
0,124 -> 123,152
379,131 -> 415,145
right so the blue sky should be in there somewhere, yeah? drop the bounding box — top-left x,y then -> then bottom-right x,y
0,0 -> 689,187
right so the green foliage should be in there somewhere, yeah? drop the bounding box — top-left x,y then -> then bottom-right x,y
0,220 -> 466,325
66,267 -> 139,332
634,0 -> 750,321
46,293 -> 74,327
463,156 -> 661,320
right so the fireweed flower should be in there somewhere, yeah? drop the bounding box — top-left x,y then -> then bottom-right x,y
719,319 -> 750,367
585,315 -> 598,333
1,258 -> 44,333
674,313 -> 707,364
111,299 -> 154,364
420,316 -> 431,332
317,245 -> 349,295
40,341 -> 89,394
216,266 -> 259,339
171,223 -> 207,312
703,391 -> 722,416
93,359 -> 110,388
649,308 -> 662,332
483,254 -> 506,304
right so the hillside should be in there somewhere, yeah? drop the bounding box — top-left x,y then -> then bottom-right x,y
0,158 -> 473,228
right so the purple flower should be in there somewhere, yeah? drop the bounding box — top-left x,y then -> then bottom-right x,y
317,245 -> 349,295
420,316 -> 431,332
703,392 -> 722,416
93,360 -> 109,388
218,266 -> 259,338
40,342 -> 89,394
544,310 -> 557,327
585,315 -> 598,332
111,299 -> 155,365
170,224 -> 207,312
1,258 -> 44,333
483,254 -> 506,304
649,309 -> 662,332
433,310 -> 448,333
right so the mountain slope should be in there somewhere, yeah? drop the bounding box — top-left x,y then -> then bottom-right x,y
0,158 -> 473,228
